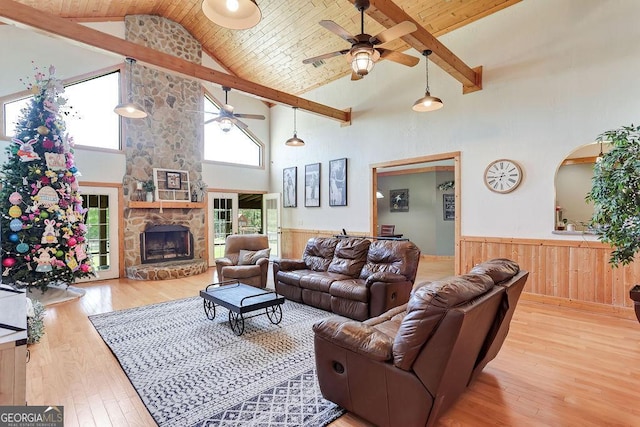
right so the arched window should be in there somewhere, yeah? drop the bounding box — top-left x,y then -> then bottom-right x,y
203,92 -> 263,167
2,69 -> 121,150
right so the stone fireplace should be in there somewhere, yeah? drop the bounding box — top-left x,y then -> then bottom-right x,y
140,224 -> 194,264
122,15 -> 207,280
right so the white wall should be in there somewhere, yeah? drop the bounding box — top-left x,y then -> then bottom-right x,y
269,0 -> 640,239
0,22 -> 270,192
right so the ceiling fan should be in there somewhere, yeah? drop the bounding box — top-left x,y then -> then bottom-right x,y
302,0 -> 419,80
204,86 -> 265,132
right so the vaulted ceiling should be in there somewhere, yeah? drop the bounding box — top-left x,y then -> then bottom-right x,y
4,0 -> 520,92
1,0 -> 520,121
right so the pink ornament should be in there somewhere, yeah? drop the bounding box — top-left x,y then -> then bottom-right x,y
80,264 -> 90,273
42,138 -> 54,150
67,237 -> 77,246
2,257 -> 16,268
9,192 -> 22,205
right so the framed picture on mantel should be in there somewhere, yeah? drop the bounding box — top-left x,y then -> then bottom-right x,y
153,168 -> 191,202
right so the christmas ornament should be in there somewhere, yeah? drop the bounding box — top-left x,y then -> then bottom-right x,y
75,244 -> 87,261
9,205 -> 22,218
8,234 -> 19,243
37,186 -> 59,207
80,264 -> 90,273
65,253 -> 79,271
37,125 -> 50,135
34,249 -> 54,272
12,138 -> 41,162
16,243 -> 29,254
39,211 -> 49,219
45,152 -> 66,170
9,192 -> 22,205
2,258 -> 16,268
67,237 -> 77,247
9,219 -> 23,231
55,250 -> 64,258
42,138 -> 54,150
41,219 -> 59,244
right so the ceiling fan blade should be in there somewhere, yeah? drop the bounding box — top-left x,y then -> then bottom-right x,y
319,20 -> 357,44
377,49 -> 420,67
204,116 -> 222,125
234,113 -> 266,120
233,118 -> 249,130
370,21 -> 417,45
303,49 -> 350,64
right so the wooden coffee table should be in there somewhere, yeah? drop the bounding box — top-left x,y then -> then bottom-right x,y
199,280 -> 285,335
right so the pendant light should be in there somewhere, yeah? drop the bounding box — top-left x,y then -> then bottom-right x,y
114,58 -> 147,119
412,50 -> 443,112
285,107 -> 305,147
201,0 -> 261,30
596,141 -> 604,163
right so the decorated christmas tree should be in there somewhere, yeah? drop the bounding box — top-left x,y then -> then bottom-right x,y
0,65 -> 93,292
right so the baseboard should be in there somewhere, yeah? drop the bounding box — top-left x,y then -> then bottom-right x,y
521,292 -> 636,320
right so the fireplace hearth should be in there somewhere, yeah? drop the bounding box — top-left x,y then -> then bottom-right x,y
140,224 -> 194,264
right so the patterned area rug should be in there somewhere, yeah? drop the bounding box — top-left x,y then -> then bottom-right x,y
89,297 -> 344,427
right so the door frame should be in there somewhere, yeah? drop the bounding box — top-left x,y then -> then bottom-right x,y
78,181 -> 124,279
263,192 -> 281,259
208,192 -> 239,266
371,151 -> 461,274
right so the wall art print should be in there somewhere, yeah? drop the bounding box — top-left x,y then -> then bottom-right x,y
283,166 -> 297,208
305,163 -> 320,207
329,158 -> 347,207
390,189 -> 409,212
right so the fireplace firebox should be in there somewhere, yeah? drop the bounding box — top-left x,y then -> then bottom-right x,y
140,224 -> 194,264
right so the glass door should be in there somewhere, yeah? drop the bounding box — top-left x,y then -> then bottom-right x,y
263,193 -> 281,258
208,193 -> 238,265
79,186 -> 119,281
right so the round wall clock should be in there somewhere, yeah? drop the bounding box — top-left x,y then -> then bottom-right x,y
484,159 -> 523,193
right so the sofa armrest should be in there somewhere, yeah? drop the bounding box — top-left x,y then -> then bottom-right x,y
365,271 -> 407,286
313,317 -> 393,362
215,257 -> 234,267
273,258 -> 307,271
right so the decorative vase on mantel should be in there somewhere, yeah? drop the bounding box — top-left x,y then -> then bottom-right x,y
146,192 -> 154,202
630,285 -> 640,324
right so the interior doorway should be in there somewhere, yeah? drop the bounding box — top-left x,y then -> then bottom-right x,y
371,152 -> 461,274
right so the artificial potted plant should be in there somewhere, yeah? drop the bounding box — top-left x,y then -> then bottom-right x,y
585,124 -> 640,322
143,179 -> 155,202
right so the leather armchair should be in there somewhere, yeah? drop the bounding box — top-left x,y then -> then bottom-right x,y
313,259 -> 529,427
215,234 -> 270,288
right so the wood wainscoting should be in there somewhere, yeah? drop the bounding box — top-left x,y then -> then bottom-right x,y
459,236 -> 638,318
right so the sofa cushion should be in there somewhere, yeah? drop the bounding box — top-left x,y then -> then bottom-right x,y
330,278 -> 368,302
303,237 -> 339,272
469,258 -> 519,284
300,272 -> 351,292
238,248 -> 271,265
276,269 -> 315,287
222,264 -> 261,279
328,238 -> 371,277
360,240 -> 421,282
392,273 -> 494,371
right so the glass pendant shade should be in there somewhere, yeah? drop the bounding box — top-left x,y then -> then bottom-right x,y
114,58 -> 147,119
351,50 -> 375,76
412,50 -> 443,112
218,117 -> 234,132
285,107 -> 305,147
201,0 -> 261,30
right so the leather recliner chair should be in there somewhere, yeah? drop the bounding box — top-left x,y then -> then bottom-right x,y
215,234 -> 270,288
313,259 -> 528,427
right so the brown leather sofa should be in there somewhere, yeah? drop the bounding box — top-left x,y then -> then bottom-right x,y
273,236 -> 421,321
313,258 -> 528,427
215,234 -> 270,288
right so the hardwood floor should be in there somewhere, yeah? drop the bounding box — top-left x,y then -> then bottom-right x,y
26,259 -> 640,426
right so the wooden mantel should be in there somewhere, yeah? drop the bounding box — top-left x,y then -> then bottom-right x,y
128,201 -> 205,209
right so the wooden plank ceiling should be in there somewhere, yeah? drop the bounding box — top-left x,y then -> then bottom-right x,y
7,0 -> 520,96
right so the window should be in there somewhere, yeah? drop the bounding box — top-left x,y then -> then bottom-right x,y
3,70 -> 121,150
203,93 -> 263,167
83,194 -> 111,271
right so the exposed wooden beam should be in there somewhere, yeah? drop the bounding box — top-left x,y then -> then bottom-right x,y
0,0 -> 350,124
352,0 -> 483,93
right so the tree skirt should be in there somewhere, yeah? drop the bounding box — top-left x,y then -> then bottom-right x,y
89,297 -> 345,427
27,282 -> 86,306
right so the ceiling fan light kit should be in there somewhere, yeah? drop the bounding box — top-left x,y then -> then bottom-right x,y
201,0 -> 261,30
412,50 -> 443,112
303,0 -> 417,80
114,57 -> 147,119
285,107 -> 305,147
